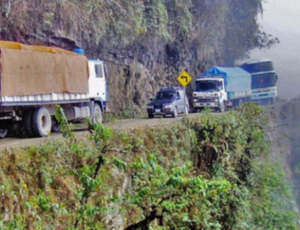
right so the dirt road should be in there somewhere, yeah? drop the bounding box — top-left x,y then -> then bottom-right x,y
0,113 -> 201,151
0,102 -> 279,152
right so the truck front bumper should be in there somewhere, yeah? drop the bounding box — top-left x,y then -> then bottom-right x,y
193,98 -> 219,108
147,108 -> 175,116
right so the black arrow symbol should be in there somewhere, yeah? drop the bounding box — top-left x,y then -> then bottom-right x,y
180,75 -> 188,82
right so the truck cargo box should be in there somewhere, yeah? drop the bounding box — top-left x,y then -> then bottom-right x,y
197,67 -> 251,100
0,41 -> 89,97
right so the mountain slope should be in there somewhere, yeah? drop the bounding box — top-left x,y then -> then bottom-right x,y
0,0 -> 278,114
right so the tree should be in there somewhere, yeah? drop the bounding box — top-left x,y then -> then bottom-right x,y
116,154 -> 231,229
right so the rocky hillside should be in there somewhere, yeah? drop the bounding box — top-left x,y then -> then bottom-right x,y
269,98 -> 300,212
0,0 -> 278,115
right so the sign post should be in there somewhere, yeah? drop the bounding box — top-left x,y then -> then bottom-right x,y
177,70 -> 193,116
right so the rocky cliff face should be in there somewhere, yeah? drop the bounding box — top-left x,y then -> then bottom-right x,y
0,0 -> 277,114
266,99 -> 300,212
278,99 -> 300,211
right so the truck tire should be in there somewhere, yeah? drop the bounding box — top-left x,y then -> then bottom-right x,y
172,107 -> 178,118
0,129 -> 8,138
51,119 -> 61,132
24,108 -> 34,137
148,113 -> 154,118
31,107 -> 52,137
238,99 -> 243,107
93,103 -> 103,123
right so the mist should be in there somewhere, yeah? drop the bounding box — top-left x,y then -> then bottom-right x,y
248,0 -> 300,100
250,0 -> 300,214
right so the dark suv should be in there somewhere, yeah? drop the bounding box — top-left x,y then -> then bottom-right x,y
146,87 -> 189,118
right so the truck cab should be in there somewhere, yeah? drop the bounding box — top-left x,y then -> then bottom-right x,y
240,59 -> 278,104
88,59 -> 108,111
192,77 -> 226,112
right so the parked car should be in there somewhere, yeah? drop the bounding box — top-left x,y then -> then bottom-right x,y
146,87 -> 189,118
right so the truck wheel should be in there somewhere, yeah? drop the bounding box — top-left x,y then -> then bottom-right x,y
0,129 -> 8,138
172,107 -> 178,118
238,99 -> 243,107
24,108 -> 34,137
32,107 -> 52,137
93,103 -> 103,123
51,119 -> 61,132
148,113 -> 154,118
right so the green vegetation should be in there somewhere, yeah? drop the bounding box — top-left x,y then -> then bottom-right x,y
279,99 -> 300,213
0,0 -> 278,65
0,0 -> 279,115
0,103 -> 297,229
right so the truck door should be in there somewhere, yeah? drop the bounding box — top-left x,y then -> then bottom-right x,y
88,60 -> 107,101
219,80 -> 227,103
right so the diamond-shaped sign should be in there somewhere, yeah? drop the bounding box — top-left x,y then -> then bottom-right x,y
177,70 -> 192,87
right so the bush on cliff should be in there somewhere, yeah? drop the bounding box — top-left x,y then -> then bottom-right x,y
0,103 -> 297,229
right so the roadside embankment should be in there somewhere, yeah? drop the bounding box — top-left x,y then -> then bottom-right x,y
0,104 -> 298,229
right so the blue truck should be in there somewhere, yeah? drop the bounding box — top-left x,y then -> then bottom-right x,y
192,67 -> 252,112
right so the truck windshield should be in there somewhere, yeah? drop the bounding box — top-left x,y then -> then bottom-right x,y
155,91 -> 175,100
240,61 -> 274,73
195,80 -> 219,92
252,72 -> 277,89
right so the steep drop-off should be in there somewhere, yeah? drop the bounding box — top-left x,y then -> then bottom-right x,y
269,98 -> 300,212
0,104 -> 297,229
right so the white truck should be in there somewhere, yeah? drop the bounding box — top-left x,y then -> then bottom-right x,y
0,41 -> 108,138
192,67 -> 252,112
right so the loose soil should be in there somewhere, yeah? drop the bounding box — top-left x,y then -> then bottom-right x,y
0,113 -> 201,151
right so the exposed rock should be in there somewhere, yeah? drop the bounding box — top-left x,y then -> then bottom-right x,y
0,0 -> 278,114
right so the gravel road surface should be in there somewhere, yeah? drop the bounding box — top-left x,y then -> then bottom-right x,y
0,113 -> 201,151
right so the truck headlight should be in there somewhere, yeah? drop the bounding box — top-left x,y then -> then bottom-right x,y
164,104 -> 173,109
147,105 -> 153,109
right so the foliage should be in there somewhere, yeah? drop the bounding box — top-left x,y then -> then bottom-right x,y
121,157 -> 231,230
277,98 -> 300,217
54,105 -> 75,141
0,103 -> 298,229
223,0 -> 279,64
0,0 -> 278,65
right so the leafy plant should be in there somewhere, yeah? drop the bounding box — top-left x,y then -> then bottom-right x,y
0,103 -> 298,229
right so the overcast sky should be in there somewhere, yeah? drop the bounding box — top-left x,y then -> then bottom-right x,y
249,0 -> 300,100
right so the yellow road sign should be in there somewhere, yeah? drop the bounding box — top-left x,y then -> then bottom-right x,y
177,70 -> 192,87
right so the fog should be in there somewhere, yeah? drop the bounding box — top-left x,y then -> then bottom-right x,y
248,0 -> 300,100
